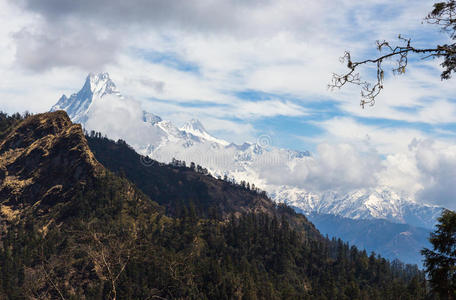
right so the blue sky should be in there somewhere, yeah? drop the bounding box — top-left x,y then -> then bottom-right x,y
1,0 -> 456,208
1,0 -> 453,152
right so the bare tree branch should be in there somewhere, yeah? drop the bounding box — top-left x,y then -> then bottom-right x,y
330,1 -> 456,107
81,225 -> 136,300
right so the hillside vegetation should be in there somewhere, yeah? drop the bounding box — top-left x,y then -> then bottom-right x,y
0,111 -> 427,299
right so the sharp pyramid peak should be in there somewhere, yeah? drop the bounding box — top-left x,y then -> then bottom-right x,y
142,111 -> 162,125
182,119 -> 207,133
86,72 -> 111,83
180,118 -> 229,146
83,72 -> 119,95
50,72 -> 122,123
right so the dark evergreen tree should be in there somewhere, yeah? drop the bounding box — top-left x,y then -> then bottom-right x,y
422,209 -> 456,299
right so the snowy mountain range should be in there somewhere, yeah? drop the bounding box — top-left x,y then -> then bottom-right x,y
273,187 -> 442,229
51,73 -> 443,230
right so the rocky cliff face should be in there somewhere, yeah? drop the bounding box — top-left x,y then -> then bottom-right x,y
0,111 -> 103,224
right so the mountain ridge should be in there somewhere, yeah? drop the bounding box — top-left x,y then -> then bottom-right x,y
0,111 -> 427,299
273,186 -> 443,229
49,72 -> 443,230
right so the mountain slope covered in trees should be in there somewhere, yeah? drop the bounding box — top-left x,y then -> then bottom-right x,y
0,111 -> 428,299
86,132 -> 319,236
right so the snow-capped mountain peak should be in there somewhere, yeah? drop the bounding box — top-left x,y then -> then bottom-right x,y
51,72 -> 121,124
180,119 -> 229,146
143,111 -> 162,125
51,72 -> 231,146
181,119 -> 207,134
85,72 -> 119,96
271,186 -> 442,229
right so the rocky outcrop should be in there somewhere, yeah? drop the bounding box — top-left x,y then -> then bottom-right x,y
0,111 -> 103,223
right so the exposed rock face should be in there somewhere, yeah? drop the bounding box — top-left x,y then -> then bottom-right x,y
0,111 -> 102,223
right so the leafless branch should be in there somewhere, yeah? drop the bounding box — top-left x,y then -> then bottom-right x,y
81,225 -> 137,300
330,37 -> 453,107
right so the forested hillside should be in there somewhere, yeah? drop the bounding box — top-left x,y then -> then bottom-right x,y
86,133 -> 320,237
0,111 -> 428,299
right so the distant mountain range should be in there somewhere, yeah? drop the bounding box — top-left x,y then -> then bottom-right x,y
50,73 -> 443,227
273,187 -> 442,230
50,72 -> 442,265
305,213 -> 431,267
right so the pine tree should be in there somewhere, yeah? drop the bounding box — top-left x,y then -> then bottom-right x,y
422,209 -> 456,299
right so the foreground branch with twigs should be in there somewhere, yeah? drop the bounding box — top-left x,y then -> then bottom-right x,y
329,0 -> 456,107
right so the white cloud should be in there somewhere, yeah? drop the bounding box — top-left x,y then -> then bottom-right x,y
310,117 -> 426,154
85,95 -> 165,149
298,142 -> 383,192
13,25 -> 121,71
376,138 -> 456,211
259,135 -> 456,210
412,140 -> 456,209
296,117 -> 456,209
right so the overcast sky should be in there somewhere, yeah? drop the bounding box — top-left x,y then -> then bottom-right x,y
2,0 -> 456,209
